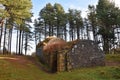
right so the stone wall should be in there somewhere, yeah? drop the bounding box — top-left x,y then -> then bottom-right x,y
36,39 -> 105,72
36,47 -> 46,63
68,40 -> 105,69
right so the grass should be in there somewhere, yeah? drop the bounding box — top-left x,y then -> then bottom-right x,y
106,54 -> 120,62
0,54 -> 120,80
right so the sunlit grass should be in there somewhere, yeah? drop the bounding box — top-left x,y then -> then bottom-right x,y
0,54 -> 120,80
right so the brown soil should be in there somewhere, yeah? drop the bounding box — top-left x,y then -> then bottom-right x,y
105,60 -> 120,66
0,55 -> 51,73
0,55 -> 31,65
0,55 -> 119,73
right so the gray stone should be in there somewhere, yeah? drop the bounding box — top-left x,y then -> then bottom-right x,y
36,39 -> 105,72
68,40 -> 105,69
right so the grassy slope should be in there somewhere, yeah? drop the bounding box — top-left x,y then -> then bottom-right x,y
0,54 -> 120,80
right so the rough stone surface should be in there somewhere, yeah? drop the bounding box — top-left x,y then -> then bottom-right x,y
36,39 -> 105,72
68,40 -> 105,69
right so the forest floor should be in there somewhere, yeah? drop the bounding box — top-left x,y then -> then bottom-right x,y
0,54 -> 120,80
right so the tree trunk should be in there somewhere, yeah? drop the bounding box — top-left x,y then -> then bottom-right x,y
0,21 -> 4,50
73,28 -> 76,40
64,25 -> 67,41
39,33 -> 41,42
8,28 -> 13,53
35,32 -> 37,50
117,28 -> 120,48
76,26 -> 80,39
18,30 -> 22,55
52,26 -> 54,36
71,29 -> 74,41
86,25 -> 90,40
57,19 -> 60,37
16,29 -> 19,54
3,20 -> 7,54
103,37 -> 109,54
92,25 -> 97,41
21,31 -> 24,55
25,33 -> 28,55
44,21 -> 47,38
48,21 -> 52,36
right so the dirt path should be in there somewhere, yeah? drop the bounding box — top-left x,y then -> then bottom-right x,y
0,55 -> 51,73
105,60 -> 120,66
0,55 -> 119,73
0,55 -> 31,65
0,55 -> 120,67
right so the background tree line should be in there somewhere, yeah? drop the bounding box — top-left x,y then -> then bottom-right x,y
34,0 -> 120,54
0,0 -> 120,55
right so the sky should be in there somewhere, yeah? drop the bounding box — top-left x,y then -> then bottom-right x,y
31,0 -> 98,19
31,0 -> 120,19
10,0 -> 120,55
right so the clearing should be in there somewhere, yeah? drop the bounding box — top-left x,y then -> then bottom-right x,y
0,54 -> 120,80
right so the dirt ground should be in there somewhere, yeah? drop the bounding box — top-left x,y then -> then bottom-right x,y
0,55 -> 119,71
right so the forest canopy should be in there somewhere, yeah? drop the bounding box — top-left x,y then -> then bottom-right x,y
0,0 -> 120,54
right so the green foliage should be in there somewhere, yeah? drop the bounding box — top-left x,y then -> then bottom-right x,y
96,0 -> 120,31
38,3 -> 67,38
0,0 -> 32,24
67,9 -> 83,40
0,0 -> 33,55
96,0 -> 120,54
87,5 -> 98,41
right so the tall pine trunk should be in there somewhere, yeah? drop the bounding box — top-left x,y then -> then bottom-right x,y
18,30 -> 22,55
71,29 -> 74,41
57,19 -> 60,37
39,33 -> 41,42
8,28 -> 13,53
21,31 -> 24,54
64,25 -> 67,41
103,37 -> 109,54
16,29 -> 19,54
51,26 -> 54,36
44,21 -> 47,38
3,20 -> 7,54
92,24 -> 97,41
48,21 -> 52,36
35,32 -> 37,45
86,25 -> 90,40
0,21 -> 4,51
76,26 -> 80,39
25,33 -> 28,55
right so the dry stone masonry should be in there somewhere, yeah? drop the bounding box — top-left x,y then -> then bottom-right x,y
36,38 -> 105,72
68,40 -> 105,69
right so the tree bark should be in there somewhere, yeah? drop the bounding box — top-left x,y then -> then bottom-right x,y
103,37 -> 109,54
18,30 -> 22,55
0,21 -> 4,51
16,29 -> 19,54
8,28 -> 13,53
3,20 -> 7,54
21,31 -> 24,55
25,33 -> 28,55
